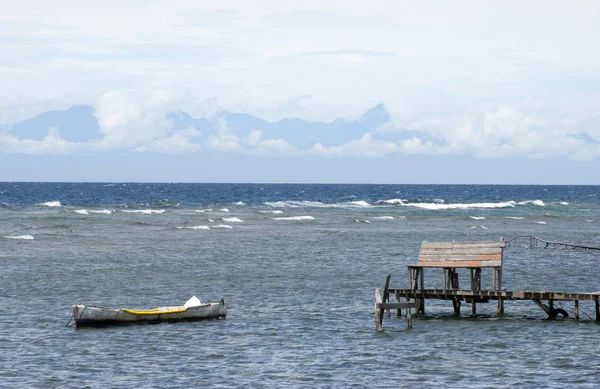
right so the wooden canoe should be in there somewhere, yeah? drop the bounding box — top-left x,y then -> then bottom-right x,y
72,296 -> 227,327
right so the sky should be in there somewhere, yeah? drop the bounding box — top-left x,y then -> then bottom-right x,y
1,0 -> 600,184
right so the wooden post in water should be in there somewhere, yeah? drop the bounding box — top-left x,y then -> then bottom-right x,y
375,288 -> 383,332
596,300 -> 600,322
406,297 -> 413,329
395,290 -> 402,317
383,273 -> 391,318
574,300 -> 579,322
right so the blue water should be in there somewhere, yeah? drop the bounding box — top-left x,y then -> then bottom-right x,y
1,183 -> 599,388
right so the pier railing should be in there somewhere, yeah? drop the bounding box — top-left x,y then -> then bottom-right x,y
505,236 -> 600,251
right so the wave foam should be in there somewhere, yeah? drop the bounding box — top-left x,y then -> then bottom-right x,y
402,201 -> 516,210
3,234 -> 34,240
518,200 -> 545,206
273,216 -> 315,221
177,225 -> 210,230
373,216 -> 395,220
91,210 -> 113,214
73,209 -> 89,215
222,217 -> 243,223
41,201 -> 61,207
469,216 -> 486,220
505,216 -> 525,220
123,210 -> 165,214
378,199 -> 406,205
265,201 -> 325,208
213,224 -> 233,229
347,201 -> 371,208
195,209 -> 213,213
535,221 -> 547,225
260,210 -> 284,214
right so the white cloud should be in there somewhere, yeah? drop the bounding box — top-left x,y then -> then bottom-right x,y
245,129 -> 296,155
94,90 -> 178,150
311,133 -> 401,157
205,120 -> 243,152
0,128 -> 76,154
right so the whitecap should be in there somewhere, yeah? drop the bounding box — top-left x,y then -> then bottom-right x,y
220,208 -> 230,212
234,201 -> 245,205
265,201 -> 324,208
363,220 -> 370,224
222,217 -> 243,223
3,234 -> 34,240
123,210 -> 165,214
177,225 -> 210,230
273,216 -> 315,221
534,221 -> 547,225
373,216 -> 395,220
41,201 -> 61,207
90,210 -> 113,214
73,209 -> 89,215
208,219 -> 214,223
505,216 -> 525,220
480,225 -> 488,229
260,210 -> 284,214
213,224 -> 233,229
518,200 -> 545,206
195,209 -> 213,213
378,199 -> 406,205
469,216 -> 486,220
347,201 -> 371,207
559,202 -> 569,205
402,201 -> 516,210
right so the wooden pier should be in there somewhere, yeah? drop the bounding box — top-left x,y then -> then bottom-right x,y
375,237 -> 600,331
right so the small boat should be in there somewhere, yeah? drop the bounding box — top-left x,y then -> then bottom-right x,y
72,296 -> 227,327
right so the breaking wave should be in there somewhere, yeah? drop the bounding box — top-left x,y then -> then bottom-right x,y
123,210 -> 165,214
222,217 -> 243,223
518,200 -> 545,206
3,234 -> 34,240
40,201 -> 61,207
177,225 -> 210,230
272,216 -> 315,221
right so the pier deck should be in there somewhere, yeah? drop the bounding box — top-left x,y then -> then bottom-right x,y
374,237 -> 600,331
391,288 -> 600,304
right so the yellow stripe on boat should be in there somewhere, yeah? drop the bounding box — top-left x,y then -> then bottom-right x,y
122,307 -> 187,315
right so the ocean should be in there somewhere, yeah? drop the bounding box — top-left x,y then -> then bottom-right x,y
1,183 -> 599,388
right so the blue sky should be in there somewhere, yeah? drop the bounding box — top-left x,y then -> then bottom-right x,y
1,1 -> 599,184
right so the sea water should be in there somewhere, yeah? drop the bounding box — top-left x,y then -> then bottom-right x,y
1,183 -> 599,388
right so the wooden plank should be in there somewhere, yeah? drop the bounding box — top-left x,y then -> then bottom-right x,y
413,261 -> 501,268
418,254 -> 502,261
421,241 -> 505,249
376,302 -> 416,310
419,247 -> 503,256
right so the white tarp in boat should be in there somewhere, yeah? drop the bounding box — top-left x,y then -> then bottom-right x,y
184,296 -> 202,308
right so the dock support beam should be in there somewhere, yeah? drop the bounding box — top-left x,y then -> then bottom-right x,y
596,300 -> 600,321
375,274 -> 416,331
532,299 -> 569,319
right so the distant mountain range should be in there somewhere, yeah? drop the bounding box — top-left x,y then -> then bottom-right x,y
4,103 -> 431,149
4,103 -> 599,150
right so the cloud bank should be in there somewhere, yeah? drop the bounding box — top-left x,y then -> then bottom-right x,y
2,94 -> 599,161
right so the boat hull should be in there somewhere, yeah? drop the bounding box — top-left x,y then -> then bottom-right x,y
73,301 -> 227,327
